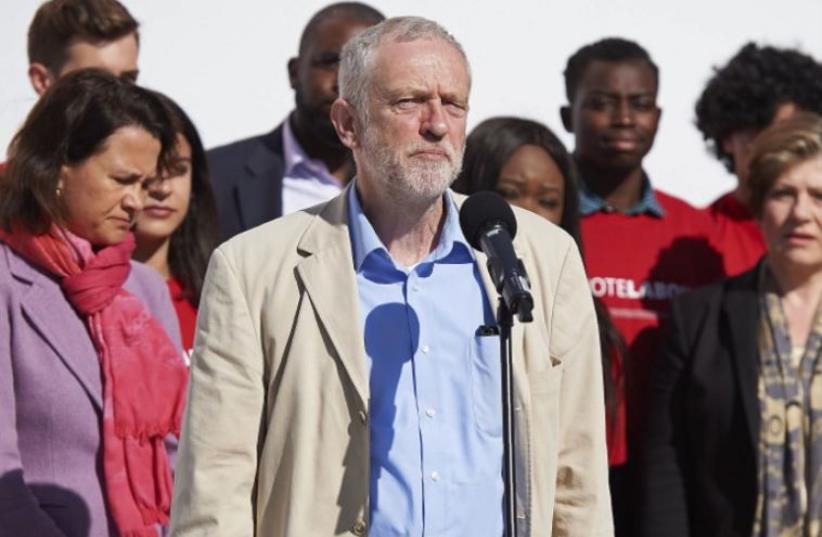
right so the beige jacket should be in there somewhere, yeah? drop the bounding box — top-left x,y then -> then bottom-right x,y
169,189 -> 613,537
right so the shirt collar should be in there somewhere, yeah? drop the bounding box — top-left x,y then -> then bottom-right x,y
578,173 -> 666,218
347,184 -> 472,272
282,114 -> 337,181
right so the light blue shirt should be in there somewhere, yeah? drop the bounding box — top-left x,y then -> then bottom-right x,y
347,184 -> 504,536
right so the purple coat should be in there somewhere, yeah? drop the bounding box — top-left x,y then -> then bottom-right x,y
0,243 -> 183,537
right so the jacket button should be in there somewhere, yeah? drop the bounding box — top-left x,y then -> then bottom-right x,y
351,518 -> 366,535
358,410 -> 368,425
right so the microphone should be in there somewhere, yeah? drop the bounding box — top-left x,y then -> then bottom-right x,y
459,191 -> 534,323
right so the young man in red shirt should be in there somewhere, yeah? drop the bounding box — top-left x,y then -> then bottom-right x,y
560,37 -> 724,537
695,43 -> 822,275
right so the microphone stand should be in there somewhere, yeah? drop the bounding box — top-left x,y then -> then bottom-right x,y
497,299 -> 518,537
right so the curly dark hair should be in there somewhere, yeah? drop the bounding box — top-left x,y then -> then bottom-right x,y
695,42 -> 822,172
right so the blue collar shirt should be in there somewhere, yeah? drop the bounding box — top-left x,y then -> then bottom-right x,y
578,173 -> 666,218
347,185 -> 504,536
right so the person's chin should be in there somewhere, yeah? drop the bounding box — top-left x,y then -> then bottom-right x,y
133,226 -> 176,248
777,246 -> 822,266
91,232 -> 128,248
599,152 -> 645,172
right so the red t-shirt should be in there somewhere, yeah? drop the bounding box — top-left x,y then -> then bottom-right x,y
708,191 -> 766,277
167,277 -> 197,361
581,190 -> 725,460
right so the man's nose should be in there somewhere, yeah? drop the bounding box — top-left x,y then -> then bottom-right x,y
421,100 -> 448,139
613,100 -> 635,126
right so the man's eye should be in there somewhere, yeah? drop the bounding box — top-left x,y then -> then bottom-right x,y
444,101 -> 467,116
395,99 -> 420,110
585,98 -> 611,111
314,54 -> 340,68
632,99 -> 656,112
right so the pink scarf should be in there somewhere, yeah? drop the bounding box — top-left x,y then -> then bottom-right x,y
0,225 -> 188,536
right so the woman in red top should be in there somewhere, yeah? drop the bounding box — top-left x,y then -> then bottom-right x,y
133,95 -> 218,357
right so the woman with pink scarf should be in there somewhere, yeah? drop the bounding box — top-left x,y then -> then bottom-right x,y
0,70 -> 189,537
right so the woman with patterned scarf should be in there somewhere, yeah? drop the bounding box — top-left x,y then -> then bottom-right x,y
639,112 -> 822,537
0,70 -> 189,537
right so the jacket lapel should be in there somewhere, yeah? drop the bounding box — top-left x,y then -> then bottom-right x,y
292,190 -> 533,416
10,255 -> 103,410
294,190 -> 368,409
238,127 -> 285,229
722,271 -> 760,449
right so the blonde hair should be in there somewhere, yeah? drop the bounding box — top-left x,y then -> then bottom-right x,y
748,112 -> 822,217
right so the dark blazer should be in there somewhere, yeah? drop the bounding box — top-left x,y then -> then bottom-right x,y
638,266 -> 761,537
0,244 -> 183,537
207,123 -> 285,241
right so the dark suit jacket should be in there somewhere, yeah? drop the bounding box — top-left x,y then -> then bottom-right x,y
638,266 -> 761,537
207,123 -> 285,241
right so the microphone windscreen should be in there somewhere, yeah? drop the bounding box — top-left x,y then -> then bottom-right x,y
459,191 -> 518,251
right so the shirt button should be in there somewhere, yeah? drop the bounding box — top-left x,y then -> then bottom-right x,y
421,345 -> 430,354
358,410 -> 368,425
431,471 -> 440,482
425,408 -> 436,418
351,518 -> 366,535
411,284 -> 420,292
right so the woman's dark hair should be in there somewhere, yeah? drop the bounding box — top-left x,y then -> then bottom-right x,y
151,93 -> 218,307
454,116 -> 625,426
454,116 -> 581,244
0,69 -> 176,233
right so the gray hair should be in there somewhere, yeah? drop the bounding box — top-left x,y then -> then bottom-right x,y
338,16 -> 471,120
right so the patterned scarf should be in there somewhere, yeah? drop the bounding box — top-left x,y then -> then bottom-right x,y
0,224 -> 189,537
752,264 -> 822,537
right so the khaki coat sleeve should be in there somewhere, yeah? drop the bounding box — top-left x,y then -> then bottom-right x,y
169,246 -> 266,536
549,241 -> 614,537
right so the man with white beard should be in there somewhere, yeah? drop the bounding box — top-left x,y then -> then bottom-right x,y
170,16 -> 613,537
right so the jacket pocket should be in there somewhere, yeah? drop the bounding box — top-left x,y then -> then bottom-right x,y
530,361 -> 563,396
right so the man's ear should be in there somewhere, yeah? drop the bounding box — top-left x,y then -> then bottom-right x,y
287,57 -> 299,90
330,98 -> 358,149
28,63 -> 55,96
560,105 -> 573,133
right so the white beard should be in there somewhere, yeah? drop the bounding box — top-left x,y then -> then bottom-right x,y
360,127 -> 464,207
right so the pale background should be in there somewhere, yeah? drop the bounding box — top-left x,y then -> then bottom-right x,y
2,0 -> 822,206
